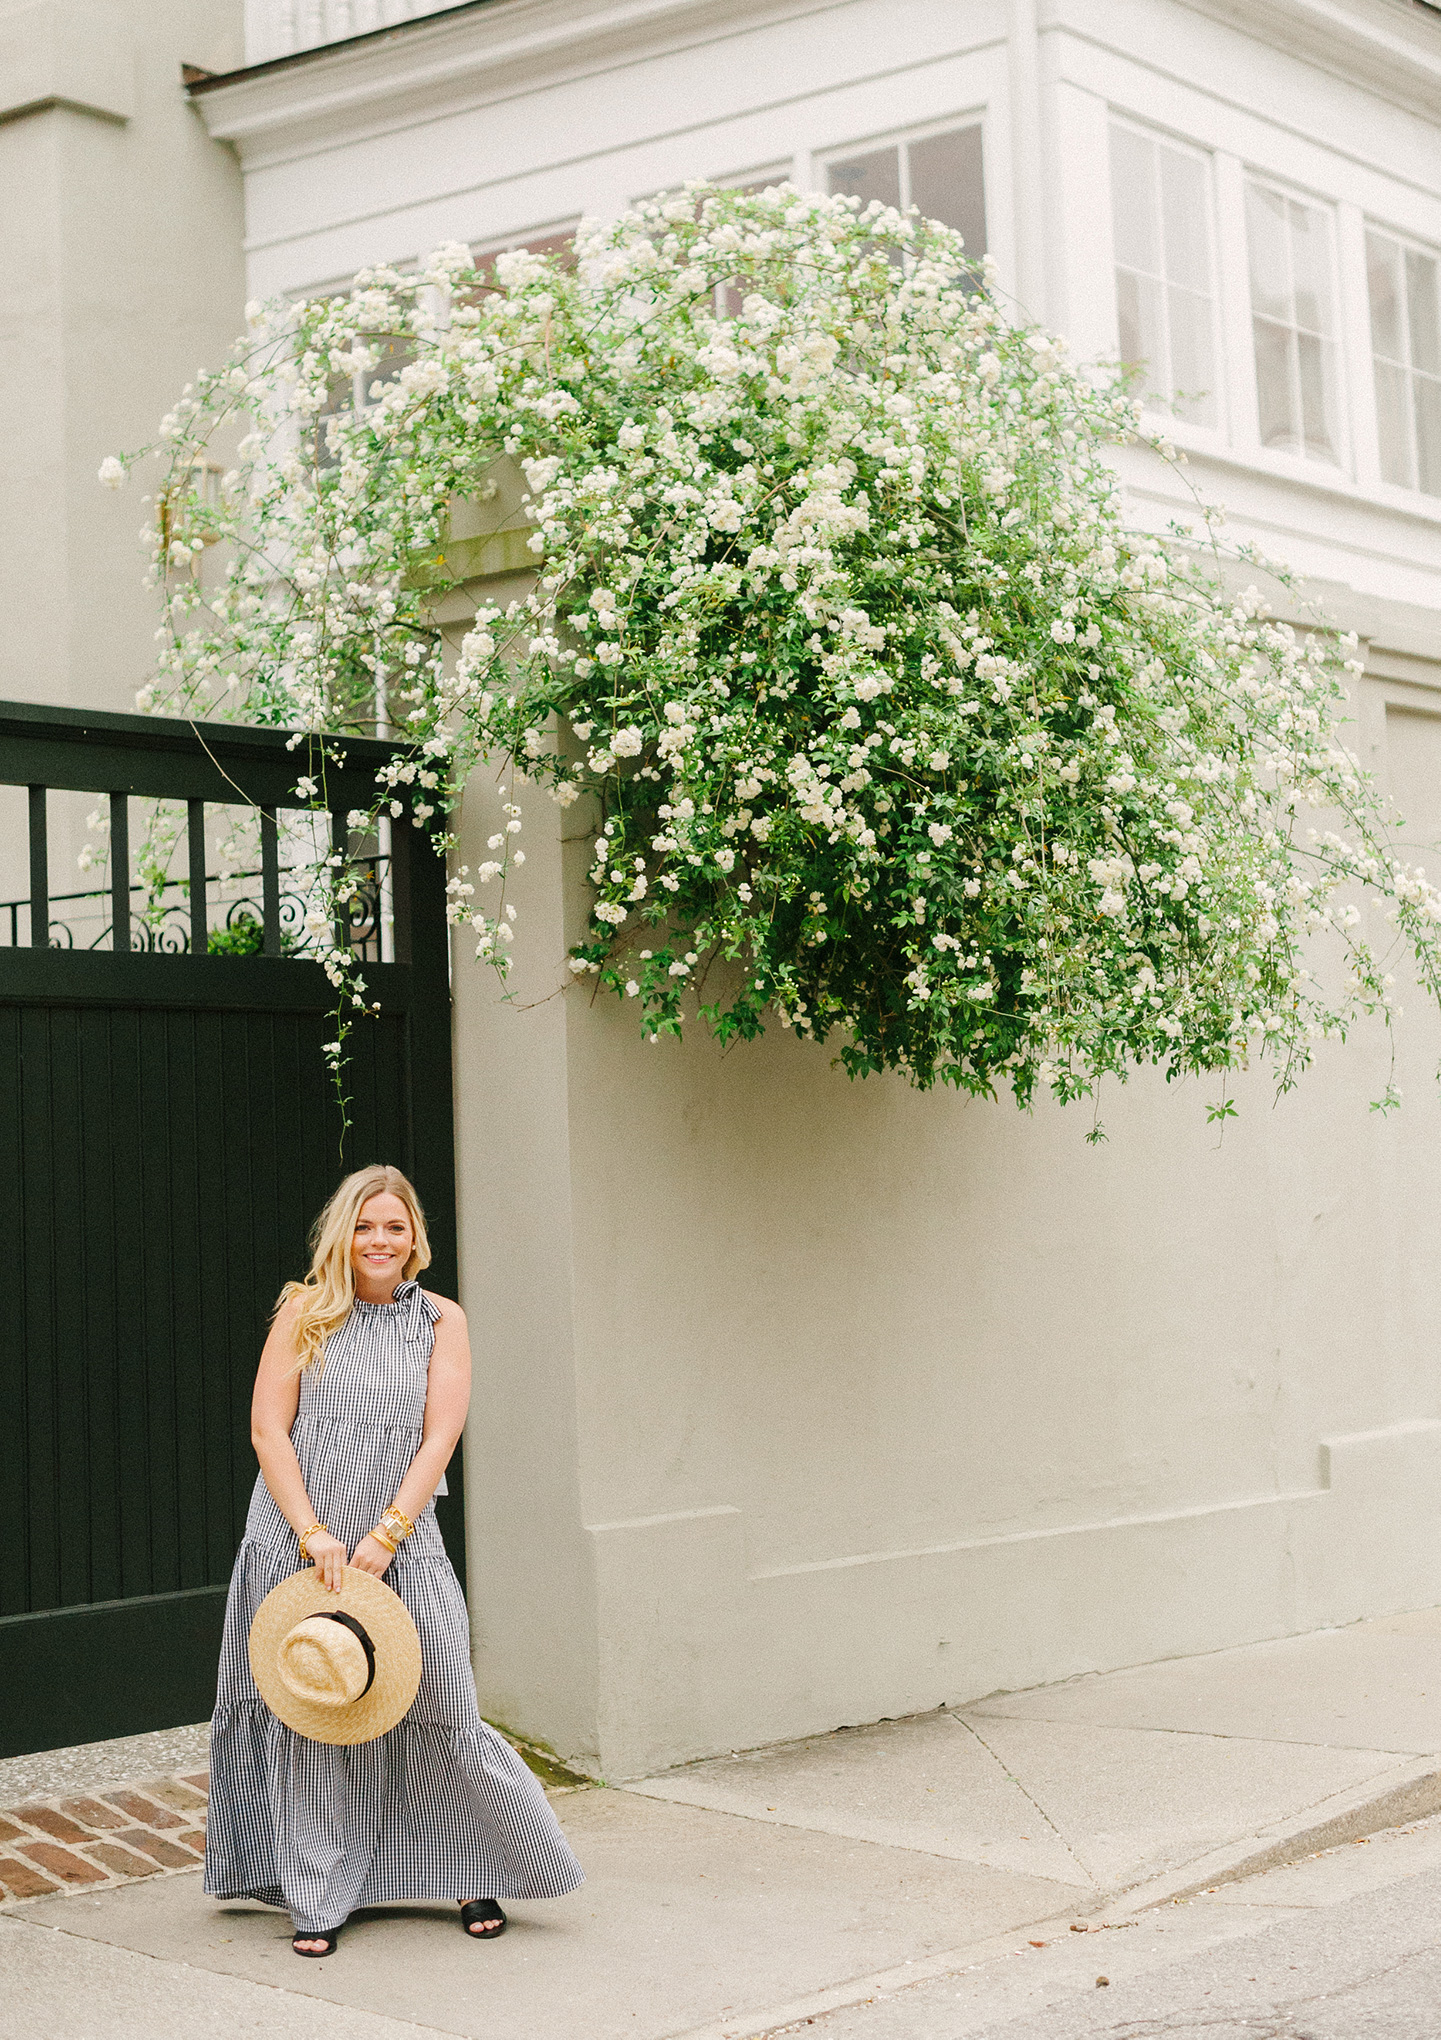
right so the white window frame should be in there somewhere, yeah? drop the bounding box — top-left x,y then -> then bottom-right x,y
469,219 -> 581,265
686,171 -> 799,317
816,111 -> 988,255
1242,171 -> 1350,476
1361,216 -> 1441,503
1107,114 -> 1224,440
628,168 -> 793,209
712,164 -> 794,196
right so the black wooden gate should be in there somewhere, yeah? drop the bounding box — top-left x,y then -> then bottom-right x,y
0,700 -> 461,1760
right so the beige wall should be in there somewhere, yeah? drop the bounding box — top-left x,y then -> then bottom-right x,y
450,742 -> 600,1764
454,661 -> 1441,1781
0,0 -> 244,720
0,0 -> 245,907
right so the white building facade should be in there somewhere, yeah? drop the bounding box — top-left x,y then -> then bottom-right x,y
192,0 -> 1441,1779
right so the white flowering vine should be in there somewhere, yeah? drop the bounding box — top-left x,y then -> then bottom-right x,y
113,182 -> 1441,1112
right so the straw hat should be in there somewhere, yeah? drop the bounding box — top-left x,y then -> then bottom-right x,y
249,1566 -> 422,1745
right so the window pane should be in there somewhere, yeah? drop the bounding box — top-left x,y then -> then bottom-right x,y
1367,231 -> 1405,362
472,229 -> 576,282
1289,198 -> 1334,335
516,229 -> 576,261
1110,126 -> 1158,274
907,125 -> 986,257
310,373 -> 353,471
1111,126 -> 1217,426
1374,359 -> 1414,486
1246,182 -> 1291,322
1296,331 -> 1339,462
1116,268 -> 1145,374
1415,374 -> 1441,497
1254,317 -> 1298,452
1406,248 -> 1441,376
1117,270 -> 1168,402
827,146 -> 901,213
1159,148 -> 1209,292
1168,286 -> 1216,425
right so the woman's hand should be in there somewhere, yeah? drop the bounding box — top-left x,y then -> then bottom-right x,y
349,1534 -> 394,1579
304,1530 -> 348,1594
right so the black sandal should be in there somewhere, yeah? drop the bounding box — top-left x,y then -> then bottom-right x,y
292,1925 -> 342,1957
460,1898 -> 507,1938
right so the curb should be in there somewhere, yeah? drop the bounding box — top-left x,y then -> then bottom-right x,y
664,1904 -> 1108,2040
1108,1753 -> 1441,1913
666,1755 -> 1441,2040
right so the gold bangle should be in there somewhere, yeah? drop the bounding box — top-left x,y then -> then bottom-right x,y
380,1505 -> 414,1541
298,1523 -> 327,1563
369,1526 -> 398,1553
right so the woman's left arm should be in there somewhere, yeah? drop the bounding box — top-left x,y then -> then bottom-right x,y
350,1298 -> 472,1576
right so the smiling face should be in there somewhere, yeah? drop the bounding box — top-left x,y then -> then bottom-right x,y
350,1191 -> 415,1299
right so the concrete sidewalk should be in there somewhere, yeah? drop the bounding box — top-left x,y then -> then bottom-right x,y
3,1606 -> 1440,2040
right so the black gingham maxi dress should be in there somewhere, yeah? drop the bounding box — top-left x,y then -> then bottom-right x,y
204,1280 -> 584,1935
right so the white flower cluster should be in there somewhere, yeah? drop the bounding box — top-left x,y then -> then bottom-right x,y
124,182 -> 1441,1109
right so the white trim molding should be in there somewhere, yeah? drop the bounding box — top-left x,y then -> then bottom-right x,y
196,0 -> 841,155
1182,0 -> 1441,124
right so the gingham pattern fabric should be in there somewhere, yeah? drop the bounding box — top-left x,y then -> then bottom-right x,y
204,1281 -> 584,1934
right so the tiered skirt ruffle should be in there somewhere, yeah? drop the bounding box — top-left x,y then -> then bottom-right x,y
204,1538 -> 584,1934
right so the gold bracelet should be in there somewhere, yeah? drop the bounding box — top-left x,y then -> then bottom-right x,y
298,1523 -> 327,1563
369,1526 -> 398,1553
379,1505 -> 415,1541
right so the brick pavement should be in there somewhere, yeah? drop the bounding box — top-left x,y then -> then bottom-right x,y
0,1770 -> 209,1903
0,1727 -> 575,1907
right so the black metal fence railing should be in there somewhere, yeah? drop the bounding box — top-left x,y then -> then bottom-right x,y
0,699 -> 416,970
1,855 -> 389,960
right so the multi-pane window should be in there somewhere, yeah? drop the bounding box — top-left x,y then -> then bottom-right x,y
307,328 -> 416,470
309,230 -> 578,465
712,177 -> 792,316
825,123 -> 987,260
470,226 -> 577,281
1245,179 -> 1343,465
1366,228 -> 1441,496
1109,123 -> 1217,427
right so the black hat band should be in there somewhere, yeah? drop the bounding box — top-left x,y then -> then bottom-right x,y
312,1609 -> 376,1697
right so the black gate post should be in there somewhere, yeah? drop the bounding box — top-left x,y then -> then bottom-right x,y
398,818 -> 464,1587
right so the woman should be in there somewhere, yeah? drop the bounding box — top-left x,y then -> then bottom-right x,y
205,1164 -> 584,1955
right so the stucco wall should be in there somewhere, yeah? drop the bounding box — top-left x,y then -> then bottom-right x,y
0,0 -> 245,908
0,0 -> 245,721
452,663 -> 1441,1781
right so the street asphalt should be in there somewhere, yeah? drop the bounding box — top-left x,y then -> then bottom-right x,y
791,1812 -> 1441,2040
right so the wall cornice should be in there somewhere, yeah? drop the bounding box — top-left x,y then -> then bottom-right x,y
0,0 -> 132,127
1165,0 -> 1441,122
190,0 -> 833,161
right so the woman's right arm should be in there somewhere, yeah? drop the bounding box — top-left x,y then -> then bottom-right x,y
251,1298 -> 346,1592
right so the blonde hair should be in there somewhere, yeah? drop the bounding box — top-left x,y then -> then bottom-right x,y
278,1165 -> 431,1372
